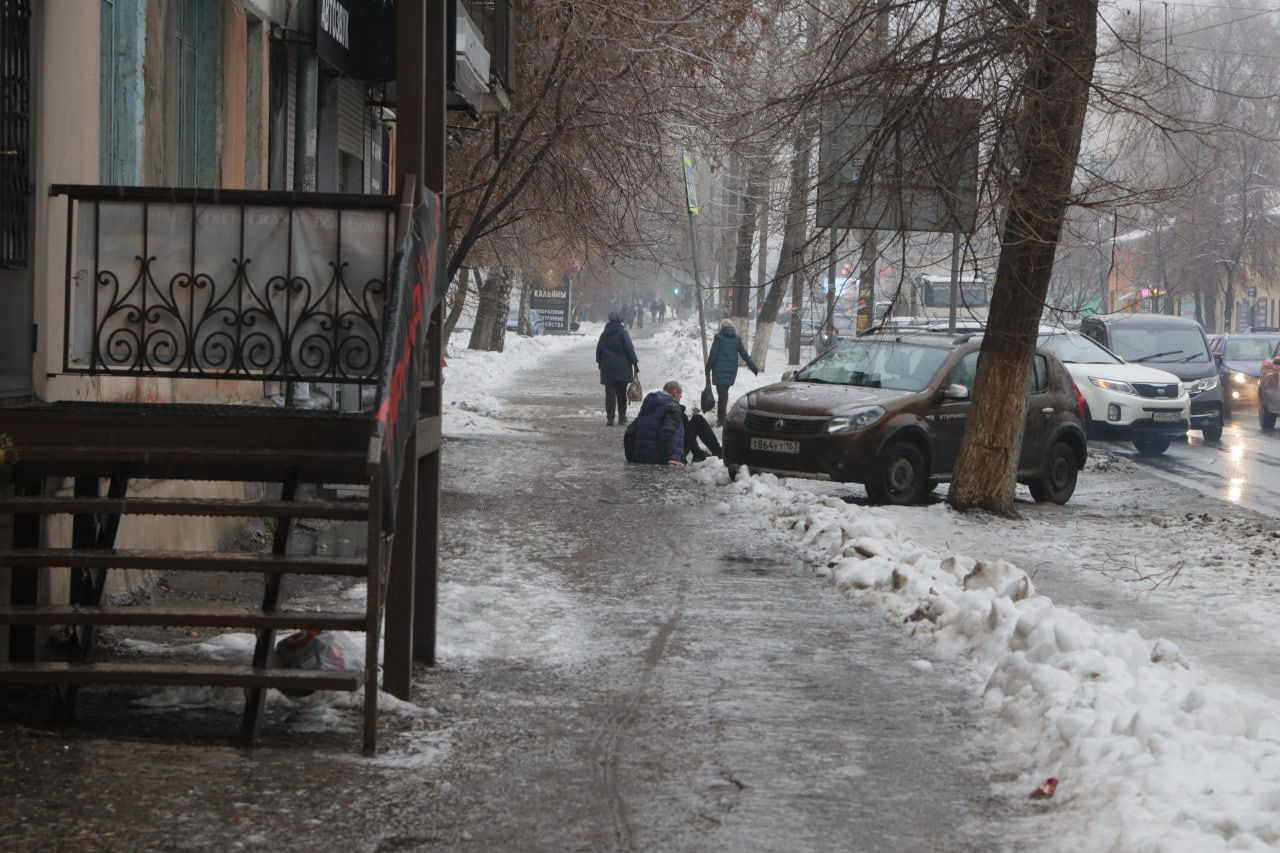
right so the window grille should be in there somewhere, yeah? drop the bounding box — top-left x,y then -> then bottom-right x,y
0,0 -> 31,268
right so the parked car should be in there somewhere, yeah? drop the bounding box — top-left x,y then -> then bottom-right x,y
506,306 -> 543,336
1037,327 -> 1189,454
1208,330 -> 1280,416
1254,339 -> 1280,430
781,310 -> 821,348
1078,313 -> 1224,441
815,312 -> 860,353
722,329 -> 1087,505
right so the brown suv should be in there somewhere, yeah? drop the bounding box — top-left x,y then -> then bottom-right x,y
722,330 -> 1088,504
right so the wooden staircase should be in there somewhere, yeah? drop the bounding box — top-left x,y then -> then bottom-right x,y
0,400 -> 390,751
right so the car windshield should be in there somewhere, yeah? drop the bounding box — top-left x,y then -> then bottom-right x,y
794,340 -> 951,392
1108,326 -> 1210,364
1224,337 -> 1280,361
1038,331 -> 1122,365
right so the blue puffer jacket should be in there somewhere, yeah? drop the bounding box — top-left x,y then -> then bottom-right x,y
624,391 -> 685,464
706,324 -> 759,387
597,320 -> 639,384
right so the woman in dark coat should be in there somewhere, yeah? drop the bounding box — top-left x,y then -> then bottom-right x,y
596,311 -> 639,425
705,319 -> 759,426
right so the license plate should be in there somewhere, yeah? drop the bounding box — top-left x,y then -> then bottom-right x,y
751,437 -> 800,454
1152,411 -> 1181,423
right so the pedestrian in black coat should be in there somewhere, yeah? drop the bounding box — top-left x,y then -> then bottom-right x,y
596,311 -> 639,425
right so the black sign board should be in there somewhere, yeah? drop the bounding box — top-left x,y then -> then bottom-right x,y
316,0 -> 396,81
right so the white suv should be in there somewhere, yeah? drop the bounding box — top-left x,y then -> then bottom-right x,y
1038,328 -> 1190,454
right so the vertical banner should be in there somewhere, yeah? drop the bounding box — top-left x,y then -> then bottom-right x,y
372,187 -> 445,535
682,154 -> 699,216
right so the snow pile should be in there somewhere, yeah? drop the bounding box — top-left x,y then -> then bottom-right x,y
706,467 -> 1280,851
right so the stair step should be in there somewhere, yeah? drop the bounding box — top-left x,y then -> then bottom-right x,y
0,549 -> 368,576
0,496 -> 369,520
0,604 -> 368,630
0,661 -> 364,692
5,446 -> 371,483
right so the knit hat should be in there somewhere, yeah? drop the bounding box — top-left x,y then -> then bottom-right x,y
608,311 -> 623,322
719,318 -> 733,328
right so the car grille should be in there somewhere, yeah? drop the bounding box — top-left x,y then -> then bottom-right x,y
743,412 -> 830,437
1132,382 -> 1181,399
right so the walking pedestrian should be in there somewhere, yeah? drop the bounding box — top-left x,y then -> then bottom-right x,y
705,318 -> 759,427
658,299 -> 666,323
596,311 -> 639,425
634,300 -> 644,329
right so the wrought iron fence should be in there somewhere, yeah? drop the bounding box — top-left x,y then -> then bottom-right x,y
53,185 -> 397,384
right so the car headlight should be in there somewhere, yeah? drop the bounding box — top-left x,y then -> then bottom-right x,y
1232,372 -> 1249,385
726,397 -> 748,426
827,406 -> 885,434
1185,376 -> 1220,394
1089,376 -> 1138,396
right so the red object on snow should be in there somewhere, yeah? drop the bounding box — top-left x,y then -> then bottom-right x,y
1030,778 -> 1058,799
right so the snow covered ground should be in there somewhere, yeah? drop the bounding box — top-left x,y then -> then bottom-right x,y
444,319 -> 1280,853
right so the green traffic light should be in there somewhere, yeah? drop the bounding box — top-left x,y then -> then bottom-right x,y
673,287 -> 680,295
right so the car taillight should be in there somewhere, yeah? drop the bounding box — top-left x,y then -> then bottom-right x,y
1074,383 -> 1086,419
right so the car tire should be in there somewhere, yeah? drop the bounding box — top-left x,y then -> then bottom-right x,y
868,441 -> 927,506
1202,424 -> 1223,442
1133,436 -> 1171,455
1261,402 -> 1277,431
727,464 -> 741,481
1029,440 -> 1078,504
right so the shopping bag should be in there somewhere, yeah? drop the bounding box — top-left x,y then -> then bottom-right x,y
627,376 -> 643,402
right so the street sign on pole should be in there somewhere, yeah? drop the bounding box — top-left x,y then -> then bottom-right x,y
681,155 -> 710,376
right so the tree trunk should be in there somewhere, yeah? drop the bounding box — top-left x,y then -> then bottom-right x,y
753,122 -> 816,370
443,269 -> 477,341
731,156 -> 760,338
948,0 -> 1098,515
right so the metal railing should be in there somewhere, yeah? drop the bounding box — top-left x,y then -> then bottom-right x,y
52,185 -> 398,385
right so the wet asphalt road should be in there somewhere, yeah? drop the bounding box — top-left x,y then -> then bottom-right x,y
0,326 -> 1052,852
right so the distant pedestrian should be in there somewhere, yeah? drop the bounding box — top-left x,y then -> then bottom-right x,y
658,299 -> 666,323
705,318 -> 759,427
634,300 -> 644,329
596,311 -> 639,425
650,300 -> 659,324
622,303 -> 635,327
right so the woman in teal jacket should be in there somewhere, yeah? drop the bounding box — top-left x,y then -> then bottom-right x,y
705,319 -> 759,426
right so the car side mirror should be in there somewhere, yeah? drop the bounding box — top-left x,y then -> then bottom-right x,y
781,369 -> 797,381
941,383 -> 971,401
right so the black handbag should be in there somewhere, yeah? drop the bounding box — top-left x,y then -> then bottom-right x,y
700,385 -> 715,412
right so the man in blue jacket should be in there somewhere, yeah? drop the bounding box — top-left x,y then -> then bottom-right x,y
624,384 -> 686,466
624,382 -> 722,466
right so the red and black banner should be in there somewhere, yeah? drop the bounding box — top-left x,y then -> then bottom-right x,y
372,186 -> 444,535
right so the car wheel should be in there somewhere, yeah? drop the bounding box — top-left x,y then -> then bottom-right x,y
1133,436 -> 1171,455
869,441 -> 927,506
1029,440 -> 1078,504
727,464 -> 741,481
1261,402 -> 1276,431
1202,424 -> 1223,442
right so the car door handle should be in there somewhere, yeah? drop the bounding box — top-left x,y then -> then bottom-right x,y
1040,407 -> 1055,416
